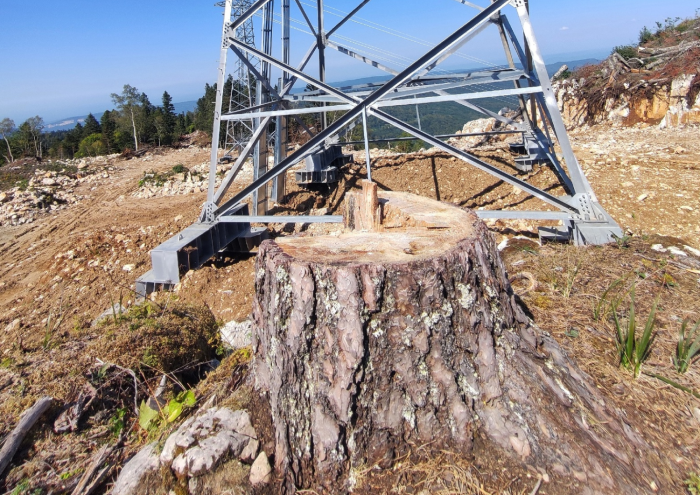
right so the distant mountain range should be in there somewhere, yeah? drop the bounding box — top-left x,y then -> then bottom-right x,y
46,59 -> 599,133
45,100 -> 198,132
45,116 -> 89,132
330,59 -> 600,88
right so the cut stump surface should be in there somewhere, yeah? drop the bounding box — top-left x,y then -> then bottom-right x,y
252,190 -> 656,494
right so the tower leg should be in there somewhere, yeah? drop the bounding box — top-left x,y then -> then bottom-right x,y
272,0 -> 290,204
252,0 -> 274,215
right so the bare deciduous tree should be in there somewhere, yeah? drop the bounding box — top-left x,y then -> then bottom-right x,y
25,116 -> 44,158
111,85 -> 141,151
0,118 -> 16,163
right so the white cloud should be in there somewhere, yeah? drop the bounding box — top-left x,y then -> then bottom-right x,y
560,26 -> 569,31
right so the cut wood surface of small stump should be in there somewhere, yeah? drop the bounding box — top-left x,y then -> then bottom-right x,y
252,184 -> 657,494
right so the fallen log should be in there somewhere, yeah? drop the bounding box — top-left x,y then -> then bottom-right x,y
0,396 -> 52,477
72,442 -> 118,495
639,40 -> 700,56
252,187 -> 659,493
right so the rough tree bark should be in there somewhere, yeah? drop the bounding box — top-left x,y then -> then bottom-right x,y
252,189 -> 656,494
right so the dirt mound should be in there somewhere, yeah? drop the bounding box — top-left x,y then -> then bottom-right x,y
555,15 -> 700,127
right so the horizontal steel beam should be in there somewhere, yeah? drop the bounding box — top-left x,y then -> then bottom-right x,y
341,129 -> 521,145
221,104 -> 353,120
475,210 -> 571,220
374,86 -> 542,108
285,70 -> 530,103
438,88 -> 527,130
297,69 -> 528,98
223,86 -> 543,121
218,215 -> 344,223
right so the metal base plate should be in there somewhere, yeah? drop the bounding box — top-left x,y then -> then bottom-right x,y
539,219 -> 624,246
135,205 -> 267,297
295,167 -> 340,184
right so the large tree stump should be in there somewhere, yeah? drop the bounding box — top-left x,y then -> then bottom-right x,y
252,189 -> 655,493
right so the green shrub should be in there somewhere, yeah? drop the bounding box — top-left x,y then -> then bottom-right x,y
138,170 -> 169,188
676,20 -> 692,33
172,164 -> 188,174
76,133 -> 106,158
686,472 -> 700,495
395,132 -> 425,153
93,301 -> 221,376
639,26 -> 655,44
613,45 -> 637,60
554,69 -> 572,81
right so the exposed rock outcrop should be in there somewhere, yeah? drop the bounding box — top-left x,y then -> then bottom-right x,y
111,407 -> 266,495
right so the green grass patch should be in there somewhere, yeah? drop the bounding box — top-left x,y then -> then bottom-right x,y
612,288 -> 657,378
674,319 -> 700,374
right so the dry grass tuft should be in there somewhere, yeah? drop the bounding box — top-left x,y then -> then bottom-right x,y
351,448 -> 544,495
501,237 -> 700,492
92,300 -> 221,376
0,300 -> 227,494
0,300 -> 222,463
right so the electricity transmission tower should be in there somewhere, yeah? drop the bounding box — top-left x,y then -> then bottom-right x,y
137,0 -> 624,297
221,0 -> 259,154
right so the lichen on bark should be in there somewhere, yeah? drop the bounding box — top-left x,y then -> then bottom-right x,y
252,200 -> 657,494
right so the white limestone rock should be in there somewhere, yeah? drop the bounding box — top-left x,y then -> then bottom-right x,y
220,319 -> 253,349
111,443 -> 159,495
249,451 -> 272,486
161,407 -> 259,479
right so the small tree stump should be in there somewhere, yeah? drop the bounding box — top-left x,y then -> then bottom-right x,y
344,180 -> 381,231
252,191 -> 655,493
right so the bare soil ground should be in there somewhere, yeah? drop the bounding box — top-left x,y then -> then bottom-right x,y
1,123 -> 699,494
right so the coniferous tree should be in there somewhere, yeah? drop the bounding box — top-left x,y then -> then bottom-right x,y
161,91 -> 176,145
193,83 -> 217,135
222,75 -> 233,112
174,112 -> 187,138
82,113 -> 101,138
64,123 -> 84,157
101,111 -> 117,154
137,92 -> 156,145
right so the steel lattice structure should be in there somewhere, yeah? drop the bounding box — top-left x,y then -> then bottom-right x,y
136,0 -> 623,296
223,0 -> 259,154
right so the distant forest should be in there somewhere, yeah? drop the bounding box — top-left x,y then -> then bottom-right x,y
0,76 -> 513,166
0,84 -> 200,166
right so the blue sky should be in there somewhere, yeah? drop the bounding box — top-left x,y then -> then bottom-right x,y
0,0 -> 696,123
